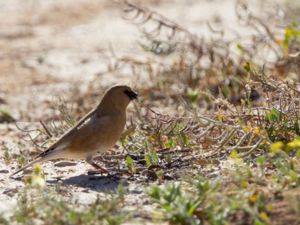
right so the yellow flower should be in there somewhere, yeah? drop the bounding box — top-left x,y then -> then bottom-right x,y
270,142 -> 284,153
230,150 -> 239,159
260,212 -> 269,222
253,127 -> 260,135
287,139 -> 300,149
24,164 -> 45,188
249,194 -> 257,203
244,126 -> 251,133
216,112 -> 227,121
241,180 -> 248,188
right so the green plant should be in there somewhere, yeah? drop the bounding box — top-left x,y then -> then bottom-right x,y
17,155 -> 26,167
0,109 -> 15,123
145,150 -> 159,168
3,145 -> 11,165
148,183 -> 201,225
8,181 -> 128,225
125,155 -> 136,174
12,190 -> 125,225
265,107 -> 300,142
283,22 -> 300,52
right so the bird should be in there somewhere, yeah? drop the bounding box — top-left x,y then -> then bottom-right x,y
10,85 -> 138,177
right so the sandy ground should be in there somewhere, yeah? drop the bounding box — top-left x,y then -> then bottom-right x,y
0,0 -> 281,223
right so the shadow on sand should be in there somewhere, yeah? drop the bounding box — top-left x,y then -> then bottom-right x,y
57,174 -> 128,192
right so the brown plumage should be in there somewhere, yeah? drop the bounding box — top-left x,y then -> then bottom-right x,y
10,85 -> 138,177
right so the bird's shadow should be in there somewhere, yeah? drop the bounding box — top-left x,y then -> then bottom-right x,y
48,173 -> 127,192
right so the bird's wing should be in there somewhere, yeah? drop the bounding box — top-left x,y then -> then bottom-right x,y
68,112 -> 126,154
68,115 -> 112,149
36,108 -> 97,157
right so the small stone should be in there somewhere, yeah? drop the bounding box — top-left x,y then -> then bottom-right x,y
54,161 -> 77,167
3,188 -> 18,197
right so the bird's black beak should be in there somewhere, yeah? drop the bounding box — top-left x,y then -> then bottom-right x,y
124,90 -> 138,100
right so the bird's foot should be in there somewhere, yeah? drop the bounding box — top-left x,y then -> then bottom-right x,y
90,162 -> 109,174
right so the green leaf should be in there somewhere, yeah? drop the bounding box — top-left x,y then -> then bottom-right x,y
284,27 -> 292,49
237,43 -> 244,55
243,62 -> 250,74
126,155 -> 136,173
151,151 -> 159,164
265,108 -> 280,123
145,154 -> 152,168
187,88 -> 200,106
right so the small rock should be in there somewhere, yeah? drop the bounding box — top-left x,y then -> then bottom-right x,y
54,161 -> 77,167
3,188 -> 18,197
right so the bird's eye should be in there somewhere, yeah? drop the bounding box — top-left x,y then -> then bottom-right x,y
124,90 -> 138,100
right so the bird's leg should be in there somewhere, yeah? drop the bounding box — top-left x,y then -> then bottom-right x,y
90,162 -> 109,173
86,155 -> 109,174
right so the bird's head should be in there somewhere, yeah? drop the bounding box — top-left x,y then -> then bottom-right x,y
99,85 -> 138,111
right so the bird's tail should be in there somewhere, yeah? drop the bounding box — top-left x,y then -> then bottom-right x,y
9,157 -> 46,178
10,149 -> 64,178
